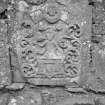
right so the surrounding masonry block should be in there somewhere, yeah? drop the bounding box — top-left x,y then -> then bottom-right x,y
81,0 -> 105,92
8,87 -> 42,105
0,93 -> 10,105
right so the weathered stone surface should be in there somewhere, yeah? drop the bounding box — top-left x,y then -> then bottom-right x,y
8,87 -> 42,105
0,20 -> 11,88
41,88 -> 70,105
54,94 -> 95,105
0,1 -> 105,105
0,93 -> 10,105
81,0 -> 105,92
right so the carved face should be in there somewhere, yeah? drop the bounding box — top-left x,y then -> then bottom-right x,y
43,3 -> 61,23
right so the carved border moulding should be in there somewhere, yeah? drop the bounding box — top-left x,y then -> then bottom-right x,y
0,20 -> 11,88
12,0 -> 92,86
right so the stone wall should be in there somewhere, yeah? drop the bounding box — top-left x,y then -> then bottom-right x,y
0,0 -> 105,105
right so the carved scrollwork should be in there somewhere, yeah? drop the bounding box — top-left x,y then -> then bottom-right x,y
25,53 -> 38,64
64,63 -> 79,78
65,25 -> 75,37
65,48 -> 80,63
70,39 -> 81,50
65,24 -> 81,38
21,63 -> 37,77
19,38 -> 30,48
19,46 -> 35,62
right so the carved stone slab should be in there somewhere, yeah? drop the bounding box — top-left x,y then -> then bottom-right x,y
11,0 -> 92,86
